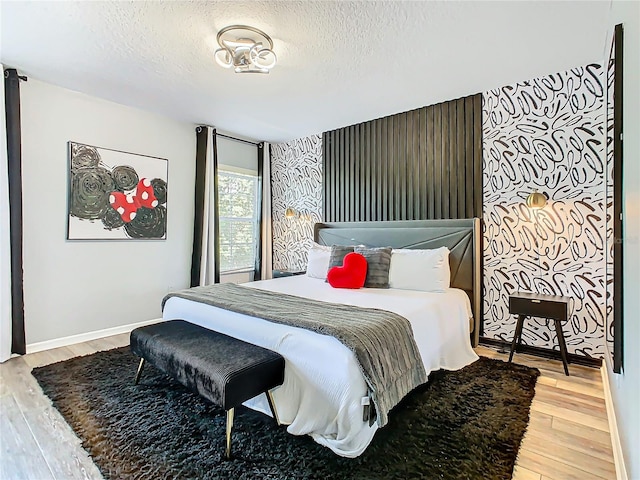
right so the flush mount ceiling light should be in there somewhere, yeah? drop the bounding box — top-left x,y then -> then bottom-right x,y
214,25 -> 277,74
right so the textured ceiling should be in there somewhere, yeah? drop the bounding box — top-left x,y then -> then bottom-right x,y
1,1 -> 611,142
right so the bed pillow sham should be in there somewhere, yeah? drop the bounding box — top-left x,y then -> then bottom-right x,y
306,243 -> 332,279
328,245 -> 355,270
354,246 -> 392,288
388,246 -> 451,292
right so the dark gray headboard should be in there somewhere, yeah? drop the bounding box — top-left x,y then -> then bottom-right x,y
314,218 -> 481,347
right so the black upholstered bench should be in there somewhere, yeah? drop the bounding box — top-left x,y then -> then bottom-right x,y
130,320 -> 285,459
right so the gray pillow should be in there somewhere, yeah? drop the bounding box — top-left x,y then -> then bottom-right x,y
354,247 -> 392,288
328,245 -> 355,270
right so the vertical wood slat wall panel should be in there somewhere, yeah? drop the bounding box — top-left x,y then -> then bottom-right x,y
473,94 -> 483,217
411,109 -> 420,220
434,103 -> 442,219
465,96 -> 475,219
349,125 -> 356,221
361,123 -> 368,221
449,100 -> 458,218
382,119 -> 388,221
456,97 -> 466,218
368,122 -> 374,221
357,124 -> 364,221
400,114 -> 407,219
326,131 -> 332,221
442,101 -> 450,219
340,129 -> 344,221
359,123 -> 365,221
323,93 -> 482,222
426,107 -> 435,219
375,120 -> 382,221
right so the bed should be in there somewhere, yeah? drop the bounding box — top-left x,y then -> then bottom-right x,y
162,219 -> 481,457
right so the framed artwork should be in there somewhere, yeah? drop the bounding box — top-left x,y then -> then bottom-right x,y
67,142 -> 168,240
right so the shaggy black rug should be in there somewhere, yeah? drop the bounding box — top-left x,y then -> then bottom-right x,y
32,348 -> 538,480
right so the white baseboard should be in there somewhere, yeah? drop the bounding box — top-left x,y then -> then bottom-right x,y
26,318 -> 164,354
601,365 -> 628,480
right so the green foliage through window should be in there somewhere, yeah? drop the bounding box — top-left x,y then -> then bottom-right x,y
218,170 -> 258,272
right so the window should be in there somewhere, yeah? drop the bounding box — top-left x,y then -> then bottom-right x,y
218,170 -> 259,273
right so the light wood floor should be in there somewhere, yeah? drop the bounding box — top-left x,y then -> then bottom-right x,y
0,334 -> 616,480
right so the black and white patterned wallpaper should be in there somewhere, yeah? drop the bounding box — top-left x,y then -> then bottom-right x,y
482,64 -> 607,357
270,135 -> 323,271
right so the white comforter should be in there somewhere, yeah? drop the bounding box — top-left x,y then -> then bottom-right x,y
162,276 -> 478,457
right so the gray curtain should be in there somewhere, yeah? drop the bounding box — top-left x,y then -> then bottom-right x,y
3,68 -> 26,356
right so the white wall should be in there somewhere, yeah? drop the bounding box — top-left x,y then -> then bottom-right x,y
607,1 -> 640,478
20,78 -> 196,344
0,64 -> 12,361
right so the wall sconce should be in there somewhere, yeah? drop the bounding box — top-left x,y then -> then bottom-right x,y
284,208 -> 313,221
214,25 -> 277,74
526,189 -> 547,209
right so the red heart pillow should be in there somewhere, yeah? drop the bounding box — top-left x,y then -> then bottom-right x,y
327,252 -> 368,289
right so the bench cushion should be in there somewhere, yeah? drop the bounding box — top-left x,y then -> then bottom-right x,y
130,320 -> 285,410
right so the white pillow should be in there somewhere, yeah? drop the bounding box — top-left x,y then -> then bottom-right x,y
311,241 -> 331,252
388,247 -> 451,292
306,243 -> 331,279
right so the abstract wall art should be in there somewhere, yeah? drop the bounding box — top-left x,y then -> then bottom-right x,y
67,142 -> 168,240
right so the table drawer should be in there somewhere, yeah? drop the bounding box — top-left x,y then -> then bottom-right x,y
509,296 -> 567,321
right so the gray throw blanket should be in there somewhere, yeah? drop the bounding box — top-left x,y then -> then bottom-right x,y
162,283 -> 427,427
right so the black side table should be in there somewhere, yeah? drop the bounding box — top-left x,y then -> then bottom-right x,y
272,269 -> 306,278
508,292 -> 571,376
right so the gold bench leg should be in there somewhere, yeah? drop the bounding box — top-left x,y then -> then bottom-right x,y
225,408 -> 234,459
134,358 -> 145,385
266,390 -> 280,426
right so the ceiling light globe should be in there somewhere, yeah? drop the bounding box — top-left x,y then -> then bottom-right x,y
250,47 -> 277,70
214,48 -> 233,68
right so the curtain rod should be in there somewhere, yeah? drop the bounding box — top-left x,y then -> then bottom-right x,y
196,125 -> 261,146
216,132 -> 259,146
